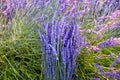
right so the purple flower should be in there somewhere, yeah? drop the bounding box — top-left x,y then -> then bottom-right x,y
101,68 -> 120,79
111,53 -> 120,67
97,37 -> 120,48
74,9 -> 89,17
103,71 -> 114,78
111,10 -> 120,19
97,0 -> 120,16
110,52 -> 113,58
93,63 -> 103,73
92,34 -> 102,40
97,16 -> 112,21
91,46 -> 100,52
95,24 -> 106,31
113,68 -> 120,79
2,6 -> 12,15
91,78 -> 100,80
95,56 -> 108,60
109,20 -> 120,29
38,15 -> 81,80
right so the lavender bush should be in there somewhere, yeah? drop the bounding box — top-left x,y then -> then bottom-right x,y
37,0 -> 120,79
0,0 -> 120,80
38,17 -> 81,80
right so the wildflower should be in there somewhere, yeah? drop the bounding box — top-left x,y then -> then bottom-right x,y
103,71 -> 114,78
111,53 -> 120,67
91,78 -> 100,80
83,0 -> 91,4
95,56 -> 107,60
94,71 -> 98,76
74,9 -> 89,17
93,63 -> 103,73
38,16 -> 82,80
110,52 -> 113,58
113,73 -> 120,79
111,10 -> 120,19
91,46 -> 100,52
97,37 -> 120,48
80,38 -> 90,48
109,20 -> 120,29
92,33 -> 102,40
95,24 -> 106,31
96,25 -> 107,35
97,16 -> 112,21
2,6 -> 12,15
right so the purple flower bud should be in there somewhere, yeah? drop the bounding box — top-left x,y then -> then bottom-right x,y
93,63 -> 103,73
98,16 -> 112,21
91,46 -> 100,52
95,24 -> 106,31
91,78 -> 100,80
97,37 -> 120,48
113,73 -> 120,79
111,10 -> 120,19
110,52 -> 113,58
111,53 -> 120,67
109,20 -> 120,29
74,9 -> 89,17
2,6 -> 12,15
93,34 -> 102,40
103,71 -> 114,78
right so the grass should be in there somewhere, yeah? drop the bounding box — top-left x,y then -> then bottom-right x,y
0,15 -> 43,80
76,45 -> 120,80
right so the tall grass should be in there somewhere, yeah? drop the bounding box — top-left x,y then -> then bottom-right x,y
0,7 -> 43,79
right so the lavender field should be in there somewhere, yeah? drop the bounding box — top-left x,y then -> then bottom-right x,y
0,0 -> 120,80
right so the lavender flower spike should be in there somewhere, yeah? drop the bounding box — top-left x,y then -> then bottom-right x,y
93,63 -> 104,73
91,78 -> 100,80
111,53 -> 120,67
97,37 -> 120,48
38,16 -> 81,80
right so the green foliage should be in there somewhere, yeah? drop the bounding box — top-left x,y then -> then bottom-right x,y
76,36 -> 120,80
0,15 -> 43,80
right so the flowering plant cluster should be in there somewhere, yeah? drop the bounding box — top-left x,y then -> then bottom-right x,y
0,0 -> 120,80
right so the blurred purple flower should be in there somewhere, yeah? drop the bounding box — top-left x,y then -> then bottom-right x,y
110,52 -> 113,58
95,24 -> 106,31
93,63 -> 103,73
111,10 -> 120,19
91,46 -> 100,52
97,37 -> 120,48
92,34 -> 102,40
2,6 -> 13,15
98,16 -> 112,21
109,20 -> 120,29
95,56 -> 108,60
74,9 -> 89,17
102,68 -> 120,79
91,78 -> 100,80
103,71 -> 114,78
113,72 -> 120,79
111,53 -> 120,67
